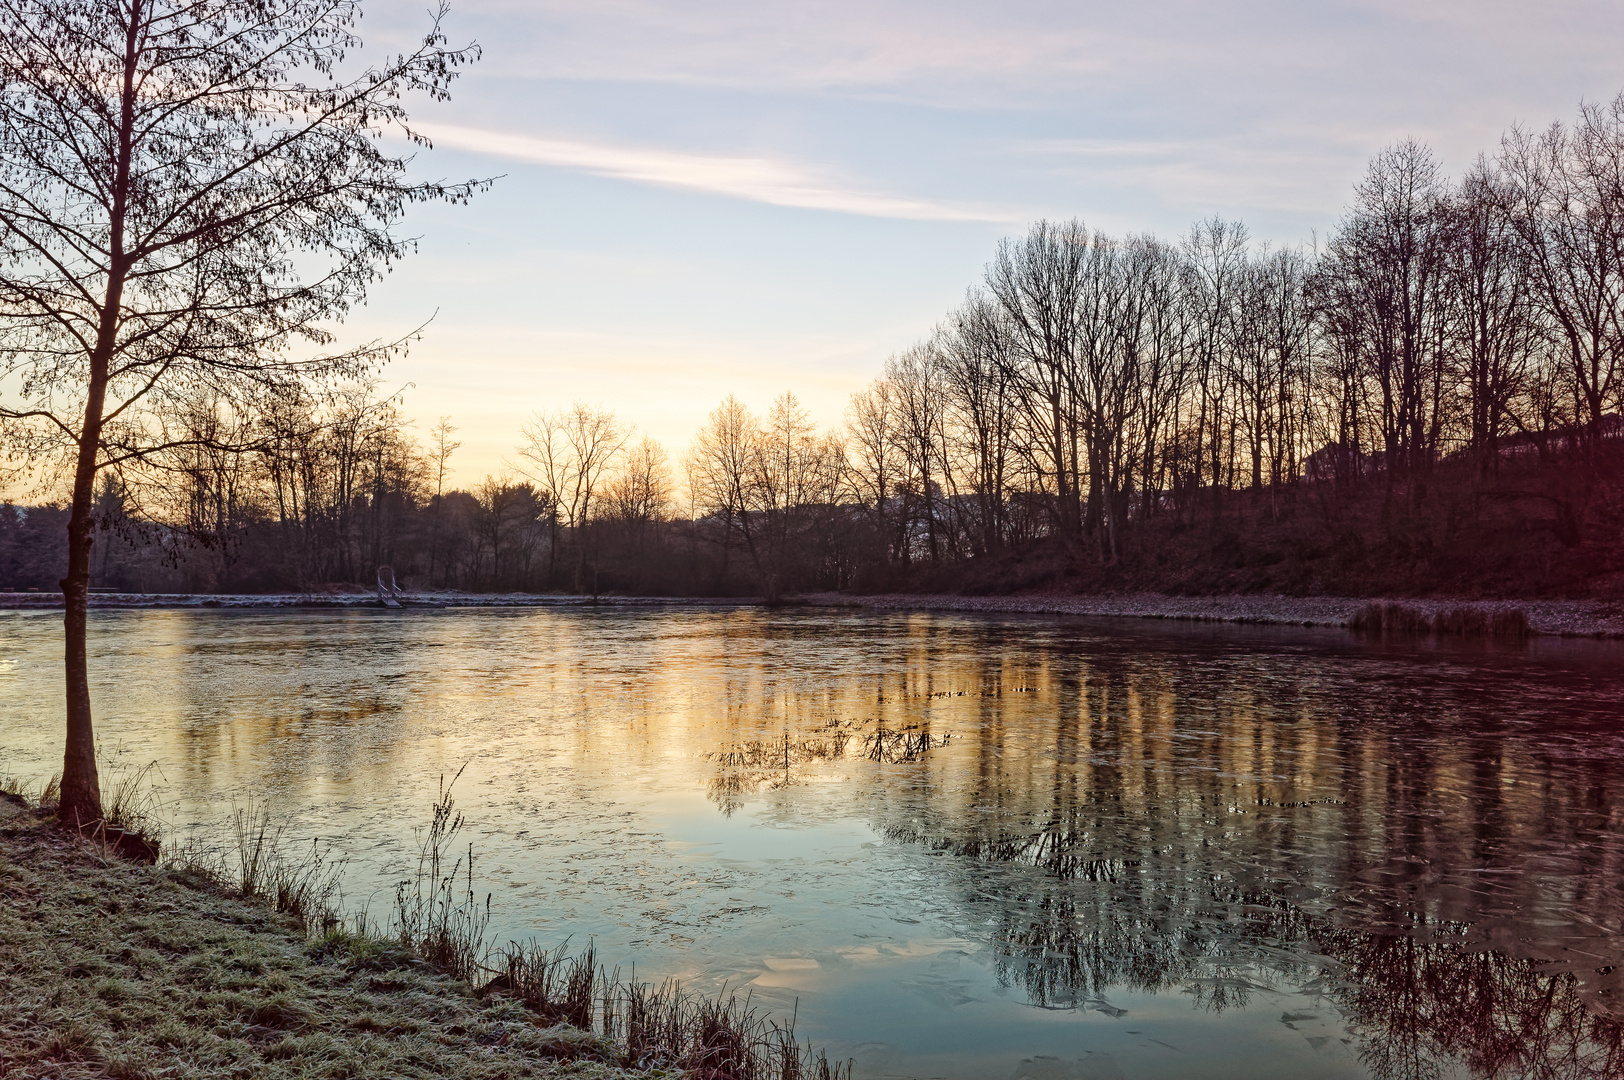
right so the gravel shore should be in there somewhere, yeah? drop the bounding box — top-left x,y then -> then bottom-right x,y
0,591 -> 744,611
802,591 -> 1624,638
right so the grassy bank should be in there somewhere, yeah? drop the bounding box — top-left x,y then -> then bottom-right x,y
0,783 -> 846,1080
0,796 -> 649,1080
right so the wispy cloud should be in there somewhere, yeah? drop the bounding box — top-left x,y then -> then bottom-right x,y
414,122 -> 1013,222
1017,131 -> 1390,224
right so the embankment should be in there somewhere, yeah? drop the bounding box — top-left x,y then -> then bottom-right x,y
0,798 -> 628,1080
803,591 -> 1624,637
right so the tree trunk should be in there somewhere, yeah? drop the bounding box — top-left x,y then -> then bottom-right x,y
57,2 -> 139,829
59,391 -> 107,830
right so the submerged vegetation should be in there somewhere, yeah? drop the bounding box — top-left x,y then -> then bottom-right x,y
0,770 -> 849,1080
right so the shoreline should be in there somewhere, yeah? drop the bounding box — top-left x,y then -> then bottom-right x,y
0,798 -> 633,1080
0,790 -> 844,1080
0,591 -> 755,611
3,587 -> 1620,637
800,590 -> 1624,638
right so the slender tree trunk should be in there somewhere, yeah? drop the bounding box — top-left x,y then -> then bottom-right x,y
58,2 -> 141,828
59,373 -> 108,829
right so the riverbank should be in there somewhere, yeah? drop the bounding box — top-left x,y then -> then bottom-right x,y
0,591 -> 748,610
0,798 -> 646,1080
802,590 -> 1624,637
6,587 -> 1621,637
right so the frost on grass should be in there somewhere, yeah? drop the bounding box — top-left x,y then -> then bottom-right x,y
0,801 -> 653,1080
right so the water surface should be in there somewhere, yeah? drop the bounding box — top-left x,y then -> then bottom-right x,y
3,606 -> 1622,1079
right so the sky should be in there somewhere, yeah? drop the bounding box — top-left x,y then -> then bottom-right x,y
334,0 -> 1624,485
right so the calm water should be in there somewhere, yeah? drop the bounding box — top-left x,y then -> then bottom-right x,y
3,606 -> 1623,1079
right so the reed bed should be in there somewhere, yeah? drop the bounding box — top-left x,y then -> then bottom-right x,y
1349,601 -> 1531,639
392,768 -> 492,984
490,940 -> 849,1080
1432,606 -> 1532,638
226,801 -> 346,935
408,776 -> 850,1079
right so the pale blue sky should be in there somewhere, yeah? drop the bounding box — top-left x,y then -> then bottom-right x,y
343,0 -> 1624,481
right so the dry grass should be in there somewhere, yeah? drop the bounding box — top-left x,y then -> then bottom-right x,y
1432,606 -> 1532,638
392,769 -> 491,984
1349,601 -> 1434,635
225,802 -> 346,936
1349,601 -> 1531,639
99,759 -> 163,840
490,941 -> 850,1080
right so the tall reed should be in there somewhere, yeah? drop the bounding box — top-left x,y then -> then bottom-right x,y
492,939 -> 850,1080
1433,606 -> 1532,639
228,800 -> 345,934
392,767 -> 491,984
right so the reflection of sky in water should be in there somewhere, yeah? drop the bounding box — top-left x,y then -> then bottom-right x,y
3,606 -> 1623,1080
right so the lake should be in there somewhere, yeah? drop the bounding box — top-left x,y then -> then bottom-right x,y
3,605 -> 1622,1079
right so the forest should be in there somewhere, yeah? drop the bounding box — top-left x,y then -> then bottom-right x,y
5,100 -> 1624,601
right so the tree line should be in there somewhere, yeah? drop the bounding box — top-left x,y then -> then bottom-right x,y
8,97 -> 1624,601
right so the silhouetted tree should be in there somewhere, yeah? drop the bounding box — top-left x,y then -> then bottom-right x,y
0,0 -> 482,828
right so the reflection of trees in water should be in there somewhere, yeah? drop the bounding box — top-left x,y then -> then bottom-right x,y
992,890 -> 1290,1013
679,615 -> 1624,1074
886,821 -> 1316,1010
1326,922 -> 1622,1080
852,620 -> 1624,1078
885,818 -> 1624,1079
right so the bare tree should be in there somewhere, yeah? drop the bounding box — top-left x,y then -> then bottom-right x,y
0,0 -> 482,826
1183,217 -> 1250,519
1320,142 -> 1451,492
986,219 -> 1090,534
426,417 -> 461,584
604,434 -> 673,543
938,291 -> 1018,555
884,345 -> 949,563
1445,162 -> 1540,473
469,477 -> 547,590
1500,96 -> 1624,440
845,376 -> 905,563
686,392 -> 842,598
1123,237 -> 1192,525
516,403 -> 629,587
685,395 -> 759,589
751,392 -> 842,597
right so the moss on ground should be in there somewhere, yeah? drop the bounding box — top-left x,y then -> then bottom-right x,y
0,801 -> 664,1080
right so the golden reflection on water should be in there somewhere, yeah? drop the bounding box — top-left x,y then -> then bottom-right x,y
3,606 -> 1623,1079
